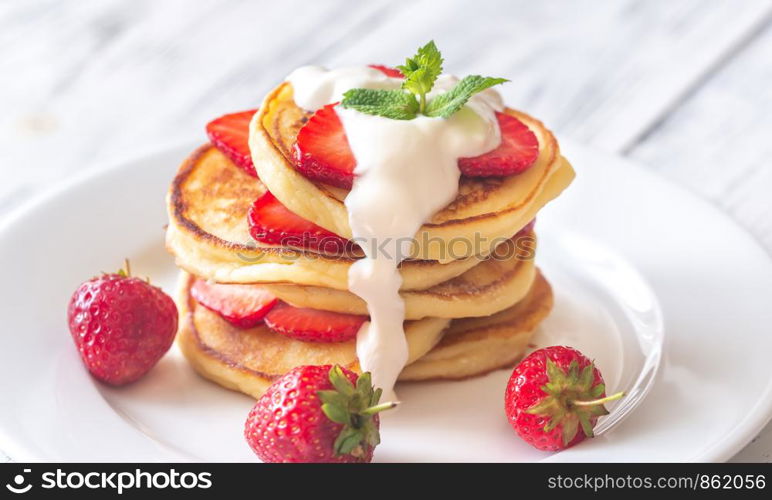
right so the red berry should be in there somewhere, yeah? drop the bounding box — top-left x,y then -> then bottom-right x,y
67,267 -> 178,385
244,365 -> 394,463
505,346 -> 624,451
458,112 -> 539,177
264,302 -> 367,343
292,109 -> 539,189
190,279 -> 277,328
293,104 -> 357,189
368,64 -> 404,78
247,191 -> 355,254
206,109 -> 258,177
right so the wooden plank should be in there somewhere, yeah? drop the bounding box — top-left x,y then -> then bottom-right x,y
629,22 -> 772,252
323,0 -> 772,152
0,0 -> 389,204
4,0 -> 771,208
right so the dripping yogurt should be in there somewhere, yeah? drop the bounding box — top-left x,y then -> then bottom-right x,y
286,66 -> 504,399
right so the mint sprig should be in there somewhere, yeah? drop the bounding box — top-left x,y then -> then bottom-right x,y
424,75 -> 508,118
340,88 -> 419,120
340,40 -> 507,120
397,40 -> 443,113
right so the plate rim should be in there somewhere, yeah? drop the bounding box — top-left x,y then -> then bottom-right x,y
0,139 -> 771,462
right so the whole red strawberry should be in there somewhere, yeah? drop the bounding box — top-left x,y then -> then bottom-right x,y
67,261 -> 178,385
505,346 -> 624,451
244,365 -> 394,463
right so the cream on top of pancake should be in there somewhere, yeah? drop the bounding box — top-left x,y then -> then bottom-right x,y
286,65 -> 398,110
287,66 -> 503,399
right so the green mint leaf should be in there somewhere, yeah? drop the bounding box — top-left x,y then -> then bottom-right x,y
396,40 -> 443,82
425,75 -> 508,118
397,40 -> 443,110
341,88 -> 418,120
341,41 -> 508,120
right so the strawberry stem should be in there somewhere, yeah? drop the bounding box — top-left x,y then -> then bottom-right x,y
572,391 -> 625,408
322,366 -> 396,457
123,258 -> 131,277
360,401 -> 399,416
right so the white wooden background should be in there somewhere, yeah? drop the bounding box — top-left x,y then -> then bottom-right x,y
1,0 -> 771,462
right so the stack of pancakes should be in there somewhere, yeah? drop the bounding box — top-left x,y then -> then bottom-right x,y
166,82 -> 575,399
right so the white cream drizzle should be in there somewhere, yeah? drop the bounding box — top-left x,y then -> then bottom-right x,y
286,66 -> 504,400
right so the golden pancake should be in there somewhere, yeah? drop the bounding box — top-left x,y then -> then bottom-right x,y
399,270 -> 552,381
166,145 -> 489,289
175,269 -> 552,399
249,83 -> 575,262
263,235 -> 537,320
175,271 -> 449,399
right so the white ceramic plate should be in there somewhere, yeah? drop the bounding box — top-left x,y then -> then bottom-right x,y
1,140 -> 771,462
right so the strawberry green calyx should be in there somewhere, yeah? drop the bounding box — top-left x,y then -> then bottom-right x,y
318,365 -> 397,457
526,359 -> 624,446
112,259 -> 151,283
117,258 -> 131,278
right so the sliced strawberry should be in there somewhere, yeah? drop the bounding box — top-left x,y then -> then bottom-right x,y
368,64 -> 404,78
293,110 -> 538,187
206,109 -> 258,177
264,302 -> 367,343
458,112 -> 539,177
293,104 -> 357,189
190,279 -> 277,328
247,191 -> 355,254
